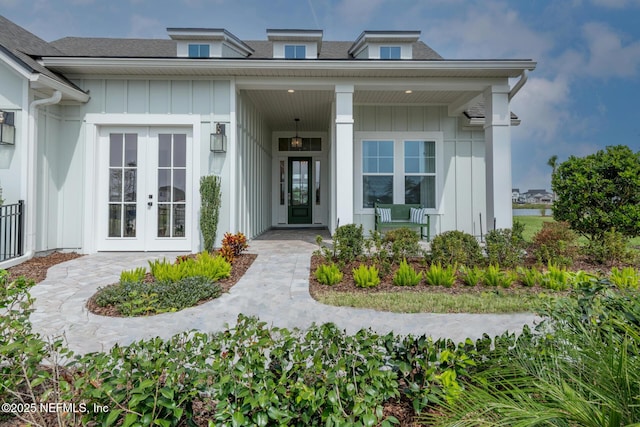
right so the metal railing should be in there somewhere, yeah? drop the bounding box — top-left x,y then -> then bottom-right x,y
0,200 -> 24,262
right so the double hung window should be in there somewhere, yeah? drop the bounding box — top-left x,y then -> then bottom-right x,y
359,135 -> 439,210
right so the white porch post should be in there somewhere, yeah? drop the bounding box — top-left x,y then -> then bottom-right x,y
484,84 -> 512,231
334,84 -> 354,227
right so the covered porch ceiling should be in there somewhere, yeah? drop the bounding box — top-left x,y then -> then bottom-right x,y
242,87 -> 486,132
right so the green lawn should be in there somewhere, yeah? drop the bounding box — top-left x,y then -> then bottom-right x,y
514,215 -> 555,242
316,290 -> 543,314
515,215 -> 640,247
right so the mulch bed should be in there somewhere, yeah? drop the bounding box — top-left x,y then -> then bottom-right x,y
86,253 -> 257,317
5,251 -> 83,283
308,254 -> 566,300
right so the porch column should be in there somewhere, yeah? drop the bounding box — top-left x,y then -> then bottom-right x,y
335,84 -> 354,227
484,84 -> 512,231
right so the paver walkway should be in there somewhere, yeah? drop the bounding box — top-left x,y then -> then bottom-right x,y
29,231 -> 539,355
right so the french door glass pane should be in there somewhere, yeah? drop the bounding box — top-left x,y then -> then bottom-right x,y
156,133 -> 187,238
157,205 -> 170,237
124,170 -> 137,202
108,133 -> 137,238
158,134 -> 171,167
158,169 -> 170,202
173,205 -> 186,237
173,170 -> 186,202
124,204 -> 137,237
108,205 -> 121,237
124,134 -> 138,166
109,170 -> 122,202
363,176 -> 393,208
173,134 -> 186,167
109,134 -> 123,167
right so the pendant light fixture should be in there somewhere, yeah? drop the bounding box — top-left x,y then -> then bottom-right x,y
290,118 -> 302,149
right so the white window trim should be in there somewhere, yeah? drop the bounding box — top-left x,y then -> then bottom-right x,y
354,131 -> 444,215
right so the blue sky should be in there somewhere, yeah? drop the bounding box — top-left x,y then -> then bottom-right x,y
2,0 -> 640,191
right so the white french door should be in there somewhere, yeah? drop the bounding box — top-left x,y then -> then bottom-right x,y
97,127 -> 192,251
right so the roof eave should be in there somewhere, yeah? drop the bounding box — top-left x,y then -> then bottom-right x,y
39,56 -> 537,77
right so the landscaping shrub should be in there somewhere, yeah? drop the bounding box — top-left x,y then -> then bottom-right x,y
458,265 -> 483,287
583,228 -> 637,266
314,263 -> 343,286
482,265 -> 516,288
200,175 -> 222,252
383,227 -> 422,261
94,276 -> 222,315
424,263 -> 457,288
219,231 -> 248,263
485,223 -> 526,268
352,264 -> 381,288
517,266 -> 542,287
119,266 -> 146,283
541,263 -> 573,291
429,231 -> 483,267
531,221 -> 579,267
422,280 -> 640,426
393,259 -> 423,286
333,223 -> 365,263
148,251 -> 231,283
609,266 -> 639,289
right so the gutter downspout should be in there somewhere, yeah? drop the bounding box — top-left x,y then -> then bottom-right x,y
25,90 -> 62,258
508,70 -> 528,101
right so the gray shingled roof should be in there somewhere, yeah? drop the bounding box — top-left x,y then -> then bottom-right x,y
0,14 -> 79,88
50,37 -> 443,60
51,37 -> 177,57
465,100 -> 519,120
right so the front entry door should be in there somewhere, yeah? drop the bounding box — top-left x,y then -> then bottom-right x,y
288,157 -> 312,224
98,127 -> 192,251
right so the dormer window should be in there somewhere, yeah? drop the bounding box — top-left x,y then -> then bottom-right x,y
267,30 -> 323,59
168,28 -> 254,58
349,31 -> 420,59
380,46 -> 401,60
188,44 -> 210,58
285,45 -> 306,59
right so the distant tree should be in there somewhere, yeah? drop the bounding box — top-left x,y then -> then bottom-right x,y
552,145 -> 640,242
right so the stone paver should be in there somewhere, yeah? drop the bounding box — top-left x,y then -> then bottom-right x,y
28,231 -> 539,354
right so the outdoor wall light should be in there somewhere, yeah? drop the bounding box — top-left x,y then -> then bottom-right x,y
0,111 -> 15,145
290,118 -> 302,149
210,122 -> 226,152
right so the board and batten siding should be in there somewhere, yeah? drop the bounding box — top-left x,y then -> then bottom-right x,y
235,91 -> 272,239
0,62 -> 27,204
353,105 -> 486,237
45,78 -> 235,251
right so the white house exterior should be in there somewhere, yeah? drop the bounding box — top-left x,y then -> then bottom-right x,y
0,16 -> 536,264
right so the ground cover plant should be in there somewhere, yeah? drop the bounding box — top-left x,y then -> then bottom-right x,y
88,233 -> 254,317
311,223 -> 640,314
1,274 -> 485,427
421,279 -> 640,426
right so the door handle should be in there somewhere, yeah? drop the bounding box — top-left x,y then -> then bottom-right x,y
148,194 -> 153,207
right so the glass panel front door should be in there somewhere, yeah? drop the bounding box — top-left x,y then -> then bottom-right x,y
100,128 -> 191,251
288,157 -> 312,224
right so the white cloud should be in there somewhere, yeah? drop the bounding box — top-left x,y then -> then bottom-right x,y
581,22 -> 640,77
421,2 -> 554,60
511,76 -> 574,143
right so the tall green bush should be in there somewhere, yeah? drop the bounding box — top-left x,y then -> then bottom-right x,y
429,230 -> 483,267
200,175 -> 222,252
484,222 -> 526,268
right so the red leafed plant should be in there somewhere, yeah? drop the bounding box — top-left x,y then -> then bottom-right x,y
220,232 -> 249,263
